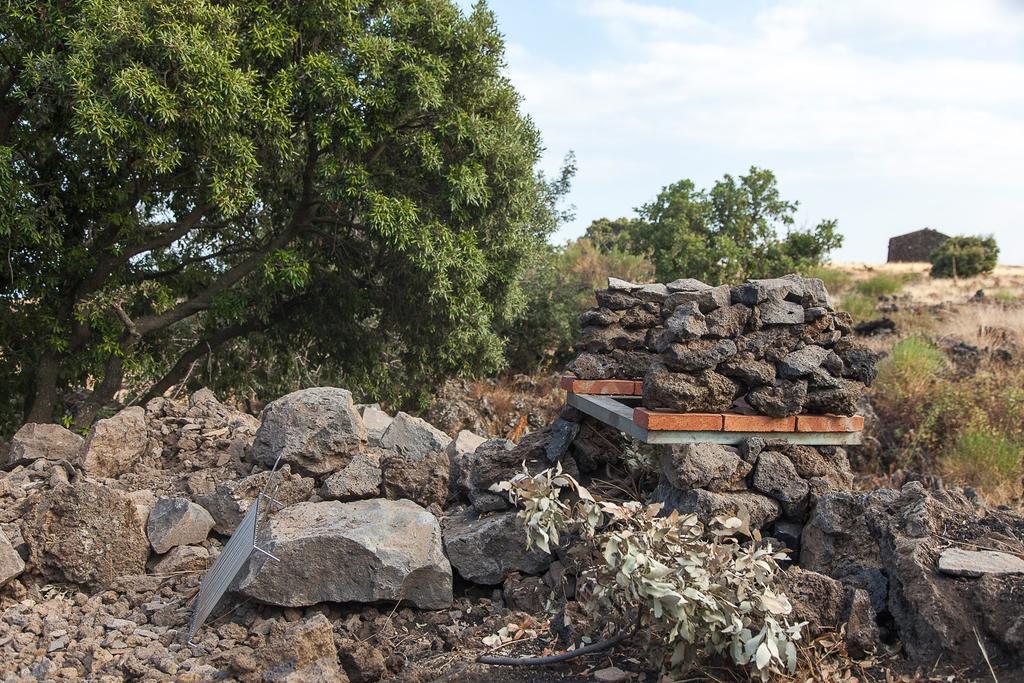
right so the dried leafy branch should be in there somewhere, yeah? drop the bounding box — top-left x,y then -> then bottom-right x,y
492,464 -> 807,680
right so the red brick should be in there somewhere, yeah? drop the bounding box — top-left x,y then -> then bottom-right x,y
566,379 -> 637,395
632,381 -> 644,396
634,409 -> 724,431
559,375 -> 577,391
722,414 -> 797,432
795,414 -> 864,433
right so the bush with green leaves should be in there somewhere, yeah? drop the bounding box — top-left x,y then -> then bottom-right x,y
0,0 -> 567,433
494,465 -> 806,680
929,236 -> 999,278
584,167 -> 842,284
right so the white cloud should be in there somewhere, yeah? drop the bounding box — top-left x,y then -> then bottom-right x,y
504,0 -> 1024,259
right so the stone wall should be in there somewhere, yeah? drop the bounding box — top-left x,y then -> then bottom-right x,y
567,275 -> 879,417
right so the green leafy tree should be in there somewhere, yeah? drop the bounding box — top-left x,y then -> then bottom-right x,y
0,0 -> 560,432
586,167 -> 842,284
929,236 -> 999,278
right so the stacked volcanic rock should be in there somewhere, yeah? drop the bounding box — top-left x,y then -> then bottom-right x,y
568,275 -> 879,417
652,437 -> 854,550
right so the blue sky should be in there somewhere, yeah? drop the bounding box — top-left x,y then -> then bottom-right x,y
457,0 -> 1024,263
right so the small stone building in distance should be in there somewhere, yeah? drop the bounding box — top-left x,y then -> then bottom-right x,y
887,228 -> 949,262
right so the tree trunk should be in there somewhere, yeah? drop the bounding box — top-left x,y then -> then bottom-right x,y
72,355 -> 125,430
25,352 -> 60,424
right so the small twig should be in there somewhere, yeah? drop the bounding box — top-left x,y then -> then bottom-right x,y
477,628 -> 631,667
974,628 -> 999,683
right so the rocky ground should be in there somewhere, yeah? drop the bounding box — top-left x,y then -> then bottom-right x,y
1,383 -> 1022,681
2,273 -> 1023,682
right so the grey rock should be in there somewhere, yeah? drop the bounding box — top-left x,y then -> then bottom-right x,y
360,406 -> 393,447
22,481 -> 149,589
778,566 -> 846,629
442,510 -> 552,584
746,379 -> 807,417
718,354 -> 776,388
578,307 -> 620,327
446,430 -> 487,501
778,345 -> 830,379
634,283 -> 669,302
380,448 -> 449,509
758,292 -> 805,325
653,484 -> 781,529
239,499 -> 452,608
660,443 -> 750,492
251,387 -> 366,476
610,349 -> 658,379
666,278 -> 712,292
197,466 -> 314,534
81,406 -> 150,478
465,438 -> 517,511
607,276 -> 637,291
319,450 -> 382,500
663,286 -> 731,314
771,520 -> 803,553
380,412 -> 452,461
705,303 -> 752,338
752,451 -> 809,517
619,306 -> 659,329
805,379 -> 864,415
642,364 -> 737,413
151,545 -> 210,575
937,548 -> 1024,577
664,301 -> 708,340
733,275 -> 831,308
544,417 -> 580,464
843,587 -> 880,656
146,497 -> 215,554
5,423 -> 84,468
662,339 -> 737,372
834,339 -> 881,387
595,289 -> 640,310
0,528 -> 24,587
577,324 -> 646,352
568,352 -> 618,380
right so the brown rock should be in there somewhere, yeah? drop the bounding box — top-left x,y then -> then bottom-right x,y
380,448 -> 449,509
4,423 -> 83,468
80,406 -> 150,477
22,481 -> 149,589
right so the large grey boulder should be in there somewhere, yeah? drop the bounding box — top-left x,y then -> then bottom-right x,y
21,481 -> 149,589
197,466 -> 314,534
802,483 -> 1024,670
380,448 -> 449,509
660,443 -> 750,492
0,528 -> 24,587
4,423 -> 83,468
80,406 -> 150,477
251,387 -> 366,476
380,412 -> 452,461
442,510 -> 552,585
146,497 -> 215,554
238,499 -> 452,609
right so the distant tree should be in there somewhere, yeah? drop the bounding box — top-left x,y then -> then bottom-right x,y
0,0 -> 561,432
929,236 -> 999,279
586,167 -> 842,284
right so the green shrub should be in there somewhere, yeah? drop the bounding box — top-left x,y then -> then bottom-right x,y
854,273 -> 915,298
836,293 -> 877,321
941,426 -> 1022,487
876,336 -> 946,395
930,236 -> 999,278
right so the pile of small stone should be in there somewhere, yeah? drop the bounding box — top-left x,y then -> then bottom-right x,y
652,438 -> 854,547
568,275 -> 880,416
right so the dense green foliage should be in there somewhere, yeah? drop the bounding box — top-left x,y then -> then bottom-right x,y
586,167 -> 842,284
929,235 -> 999,278
501,238 -> 653,372
0,0 -> 562,433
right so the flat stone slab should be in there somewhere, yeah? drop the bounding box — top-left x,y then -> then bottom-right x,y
937,547 -> 1024,578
